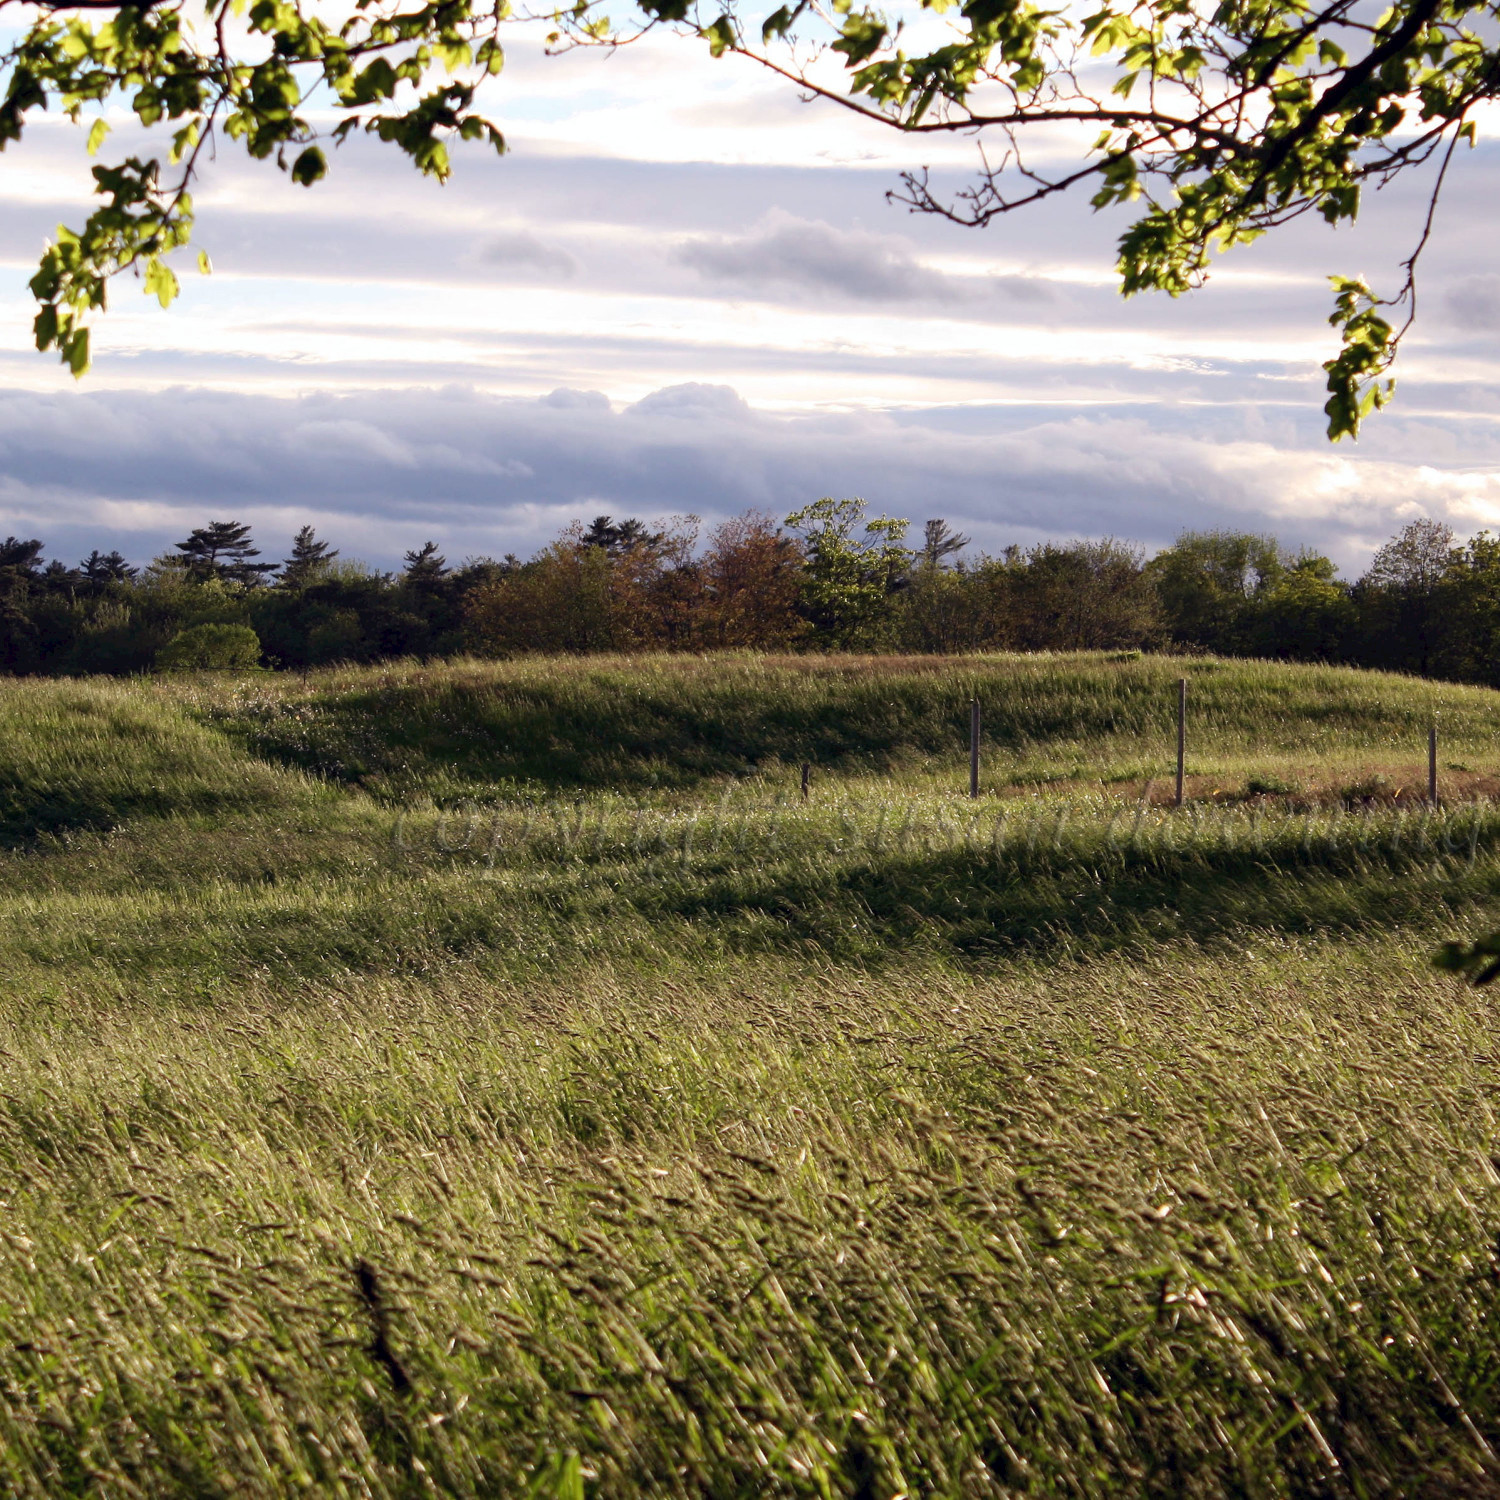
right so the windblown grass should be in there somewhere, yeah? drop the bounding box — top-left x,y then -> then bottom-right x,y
3,949 -> 1500,1496
2,791 -> 1499,993
0,655 -> 1498,1494
0,678 -> 312,844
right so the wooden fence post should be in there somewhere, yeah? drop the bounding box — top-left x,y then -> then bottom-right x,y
1175,677 -> 1187,808
801,763 -> 811,803
1429,721 -> 1439,806
970,698 -> 981,799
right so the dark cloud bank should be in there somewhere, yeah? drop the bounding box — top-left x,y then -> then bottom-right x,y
0,382 -> 1487,575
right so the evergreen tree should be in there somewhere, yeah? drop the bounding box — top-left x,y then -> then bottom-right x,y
279,527 -> 339,589
80,550 -> 137,586
403,542 -> 450,589
39,559 -> 82,594
579,516 -> 666,557
0,538 -> 44,576
920,519 -> 972,570
175,521 -> 278,585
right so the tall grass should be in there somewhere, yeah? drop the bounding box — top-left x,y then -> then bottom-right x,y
1,950 -> 1499,1495
1,792 -> 1497,991
0,678 -> 312,844
0,657 -> 1498,1493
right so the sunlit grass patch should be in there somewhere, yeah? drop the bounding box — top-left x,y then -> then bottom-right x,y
0,657 -> 1497,1492
0,948 -> 1499,1494
0,677 -> 315,844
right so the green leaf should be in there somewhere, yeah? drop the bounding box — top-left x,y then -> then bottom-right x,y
144,258 -> 179,309
290,146 -> 327,185
86,117 -> 109,157
706,14 -> 737,56
66,325 -> 90,377
32,304 -> 58,352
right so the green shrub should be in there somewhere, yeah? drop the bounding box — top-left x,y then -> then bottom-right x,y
156,623 -> 261,672
1244,773 -> 1297,796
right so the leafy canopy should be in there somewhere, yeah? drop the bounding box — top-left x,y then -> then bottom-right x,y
3,0 -> 507,377
3,0 -> 1492,434
786,496 -> 911,648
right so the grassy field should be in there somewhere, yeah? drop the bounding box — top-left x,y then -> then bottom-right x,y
5,653 -> 1500,1495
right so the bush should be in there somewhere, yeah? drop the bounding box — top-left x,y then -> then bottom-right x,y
1340,772 -> 1395,806
1244,773 -> 1297,797
155,623 -> 261,672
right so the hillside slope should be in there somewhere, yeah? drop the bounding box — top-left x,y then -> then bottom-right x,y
0,654 -> 1487,994
0,678 -> 316,845
179,651 -> 1500,802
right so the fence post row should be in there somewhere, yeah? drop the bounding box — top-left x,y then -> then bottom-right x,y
958,676 -> 1441,812
970,698 -> 981,799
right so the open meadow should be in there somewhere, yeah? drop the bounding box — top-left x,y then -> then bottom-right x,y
5,652 -> 1500,1496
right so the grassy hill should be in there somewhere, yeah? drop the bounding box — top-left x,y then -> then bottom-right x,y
183,651 -> 1500,800
0,652 -> 1494,989
2,654 -> 1500,1494
0,677 -> 316,845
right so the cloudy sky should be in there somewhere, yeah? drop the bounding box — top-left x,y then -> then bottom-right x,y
0,25 -> 1498,575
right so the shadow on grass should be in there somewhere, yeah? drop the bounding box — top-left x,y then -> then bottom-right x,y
210,657 -> 1500,802
223,679 -> 993,797
0,691 -> 308,848
17,833 -> 1494,993
645,844 -> 1500,962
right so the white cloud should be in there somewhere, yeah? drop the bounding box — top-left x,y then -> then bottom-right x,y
476,230 -> 580,279
679,214 -> 940,301
626,382 -> 752,419
676,211 -> 1063,308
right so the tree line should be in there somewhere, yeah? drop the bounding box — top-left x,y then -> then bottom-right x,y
0,506 -> 1493,685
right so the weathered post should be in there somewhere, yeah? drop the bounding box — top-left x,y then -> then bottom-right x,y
970,698 -> 981,799
801,762 -> 811,803
1429,720 -> 1439,806
1175,677 -> 1187,809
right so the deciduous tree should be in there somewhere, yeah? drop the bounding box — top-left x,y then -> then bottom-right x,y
1148,531 -> 1286,651
1005,539 -> 1159,651
1357,517 -> 1459,676
786,497 -> 911,650
698,511 -> 806,650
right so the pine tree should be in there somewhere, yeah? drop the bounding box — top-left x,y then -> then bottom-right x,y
402,542 -> 450,589
279,526 -> 339,589
80,550 -> 137,585
579,516 -> 666,557
0,538 -> 44,575
40,558 -> 83,593
175,521 -> 278,584
921,519 -> 972,570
